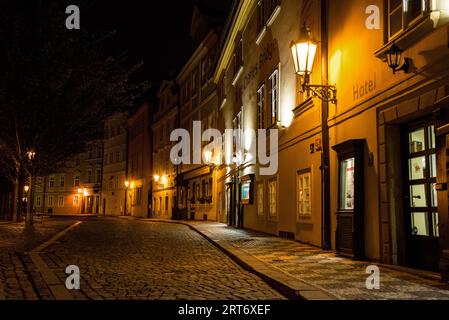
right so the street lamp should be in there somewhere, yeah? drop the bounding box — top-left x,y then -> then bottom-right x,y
124,180 -> 130,216
153,175 -> 160,183
385,44 -> 410,75
24,185 -> 30,193
290,24 -> 337,104
27,150 -> 36,161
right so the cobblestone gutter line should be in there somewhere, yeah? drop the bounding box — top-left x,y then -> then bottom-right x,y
27,221 -> 83,300
146,218 -> 335,300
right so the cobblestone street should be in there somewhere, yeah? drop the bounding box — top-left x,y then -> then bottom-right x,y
34,218 -> 284,300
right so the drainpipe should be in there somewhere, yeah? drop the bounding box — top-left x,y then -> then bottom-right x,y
321,0 -> 332,251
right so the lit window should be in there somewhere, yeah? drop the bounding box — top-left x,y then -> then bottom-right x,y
73,195 -> 79,206
60,176 -> 65,187
49,177 -> 55,188
58,196 -> 64,207
297,170 -> 312,218
36,196 -> 41,207
48,196 -> 54,207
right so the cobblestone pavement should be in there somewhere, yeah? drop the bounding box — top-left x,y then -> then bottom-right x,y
0,218 -> 79,300
40,218 -> 285,300
186,222 -> 449,300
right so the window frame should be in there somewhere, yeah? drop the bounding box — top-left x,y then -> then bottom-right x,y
268,178 -> 278,218
257,182 -> 265,216
297,169 -> 312,219
268,68 -> 280,126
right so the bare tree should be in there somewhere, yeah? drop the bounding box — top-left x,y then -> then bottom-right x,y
0,0 -> 145,224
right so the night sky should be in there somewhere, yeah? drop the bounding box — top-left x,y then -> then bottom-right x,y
84,0 -> 231,86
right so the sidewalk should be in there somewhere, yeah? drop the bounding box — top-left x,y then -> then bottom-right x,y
149,219 -> 449,300
0,218 -> 80,300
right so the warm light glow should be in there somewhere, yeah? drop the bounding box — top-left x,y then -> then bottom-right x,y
204,150 -> 213,164
154,175 -> 160,182
26,150 -> 36,161
290,25 -> 317,76
124,180 -> 130,188
83,189 -> 89,197
329,50 -> 342,85
24,185 -> 30,193
161,175 -> 168,184
78,188 -> 83,194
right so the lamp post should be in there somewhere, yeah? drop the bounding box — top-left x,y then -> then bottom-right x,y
25,150 -> 36,226
290,5 -> 332,250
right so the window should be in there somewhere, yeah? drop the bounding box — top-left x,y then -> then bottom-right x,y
48,196 -> 54,207
122,150 -> 126,162
49,177 -> 55,188
297,170 -> 312,218
268,179 -> 277,217
36,196 -> 41,207
60,176 -> 65,187
387,0 -> 427,40
73,195 -> 79,206
233,37 -> 243,82
218,76 -> 227,107
192,70 -> 199,94
98,146 -> 102,158
110,152 -> 114,164
257,0 -> 281,35
269,68 -> 279,126
74,175 -> 80,187
257,84 -> 265,129
165,196 -> 169,212
136,188 -> 142,206
116,151 -> 120,162
257,183 -> 264,216
340,158 -> 356,210
87,170 -> 92,184
58,195 -> 64,207
96,169 -> 101,183
233,111 -> 243,158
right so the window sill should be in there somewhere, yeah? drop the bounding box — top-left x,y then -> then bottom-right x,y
219,97 -> 227,110
266,5 -> 281,27
232,66 -> 244,86
374,15 -> 433,60
256,27 -> 267,45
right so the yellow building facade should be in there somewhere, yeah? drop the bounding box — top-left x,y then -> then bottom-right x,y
212,0 -> 449,278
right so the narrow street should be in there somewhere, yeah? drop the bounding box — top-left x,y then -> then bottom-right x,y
2,218 -> 284,300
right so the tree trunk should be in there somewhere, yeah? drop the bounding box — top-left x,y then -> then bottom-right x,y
12,179 -> 19,222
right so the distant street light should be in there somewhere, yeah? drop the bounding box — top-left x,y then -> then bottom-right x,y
24,185 -> 30,193
153,175 -> 160,183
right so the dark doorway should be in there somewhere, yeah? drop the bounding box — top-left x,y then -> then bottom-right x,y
403,122 -> 439,271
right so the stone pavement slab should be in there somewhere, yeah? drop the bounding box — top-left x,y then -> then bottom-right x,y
152,219 -> 449,300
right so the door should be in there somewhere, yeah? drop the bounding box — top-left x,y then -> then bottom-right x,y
404,123 -> 439,271
226,183 -> 236,227
102,199 -> 106,216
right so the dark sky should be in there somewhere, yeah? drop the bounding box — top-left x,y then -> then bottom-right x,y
84,0 -> 232,87
85,0 -> 197,85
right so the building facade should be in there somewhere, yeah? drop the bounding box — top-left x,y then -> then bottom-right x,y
173,5 -> 227,221
152,81 -> 178,219
34,140 -> 103,215
127,103 -> 153,218
211,0 -> 449,280
101,112 -> 128,216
